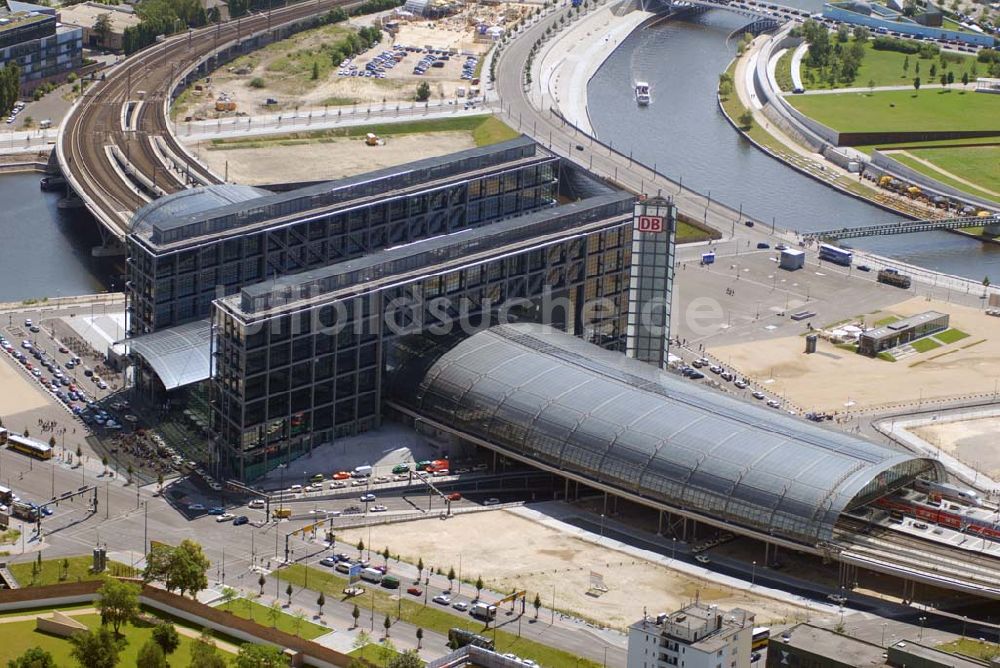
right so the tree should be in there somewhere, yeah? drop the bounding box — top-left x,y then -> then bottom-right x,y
157,473 -> 164,490
915,61 -> 920,75
286,582 -> 294,605
137,640 -> 167,668
929,63 -> 937,78
317,591 -> 326,616
984,276 -> 991,288
48,436 -> 56,449
474,576 -> 484,600
384,614 -> 392,638
415,82 -> 431,102
94,13 -> 113,49
152,621 -> 180,656
353,631 -> 371,652
61,558 -> 70,582
868,78 -> 875,93
387,651 -> 424,668
190,633 -> 226,668
382,546 -> 390,567
416,557 -> 424,582
913,77 -> 921,91
311,61 -> 320,80
293,609 -> 305,637
903,55 -> 909,74
219,586 -> 237,612
7,647 -> 56,668
940,74 -> 948,86
533,593 -> 542,619
143,539 -> 210,598
416,627 -> 423,650
258,573 -> 267,596
268,600 -> 282,627
76,445 -> 82,459
738,110 -> 754,130
357,539 -> 365,556
447,566 -> 455,591
352,604 -> 361,628
947,71 -> 954,85
235,643 -> 288,668
69,627 -> 121,668
97,577 -> 139,636
962,71 -> 969,86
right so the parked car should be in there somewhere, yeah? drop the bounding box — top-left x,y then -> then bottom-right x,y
216,513 -> 235,522
483,498 -> 500,506
447,492 -> 462,501
208,506 -> 225,515
233,515 -> 250,526
433,594 -> 451,605
407,586 -> 423,596
320,557 -> 338,567
188,503 -> 205,512
452,601 -> 469,611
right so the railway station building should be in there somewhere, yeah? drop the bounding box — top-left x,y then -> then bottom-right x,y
857,311 -> 949,356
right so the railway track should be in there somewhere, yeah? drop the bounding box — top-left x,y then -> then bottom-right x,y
59,0 -> 362,238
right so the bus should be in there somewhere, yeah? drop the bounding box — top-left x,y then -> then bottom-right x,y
751,627 -> 770,651
7,434 -> 53,460
0,485 -> 13,505
818,243 -> 853,267
448,628 -> 495,651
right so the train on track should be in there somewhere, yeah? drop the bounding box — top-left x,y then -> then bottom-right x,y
913,478 -> 983,507
875,488 -> 1000,540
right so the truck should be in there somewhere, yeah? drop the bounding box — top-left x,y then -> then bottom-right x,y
469,602 -> 497,621
700,252 -> 715,266
11,500 -> 38,521
448,628 -> 495,650
360,567 -> 383,584
272,508 -> 291,519
877,268 -> 911,289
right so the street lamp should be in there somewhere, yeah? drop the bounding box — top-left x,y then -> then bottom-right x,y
881,622 -> 887,648
918,616 -> 926,641
751,560 -> 756,588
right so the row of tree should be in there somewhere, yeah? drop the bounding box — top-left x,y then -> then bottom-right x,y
0,64 -> 21,120
122,0 -> 210,55
801,20 -> 868,85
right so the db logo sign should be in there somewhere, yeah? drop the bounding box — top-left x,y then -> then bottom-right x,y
637,215 -> 664,233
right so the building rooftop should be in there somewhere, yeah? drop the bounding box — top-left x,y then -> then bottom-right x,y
888,639 -> 992,668
226,192 -> 634,318
861,310 -> 947,341
58,2 -> 139,31
770,624 -> 887,666
396,324 -> 944,545
130,136 -> 545,248
631,603 -> 753,654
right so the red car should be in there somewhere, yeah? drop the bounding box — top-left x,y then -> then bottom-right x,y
447,492 -> 462,501
407,587 -> 422,596
333,471 -> 351,480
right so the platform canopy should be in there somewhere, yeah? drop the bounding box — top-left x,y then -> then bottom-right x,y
127,318 -> 212,390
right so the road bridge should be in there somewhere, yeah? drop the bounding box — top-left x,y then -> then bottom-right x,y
58,0 -> 367,243
805,215 -> 1000,242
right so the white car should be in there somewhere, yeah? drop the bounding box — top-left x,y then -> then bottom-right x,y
433,594 -> 451,605
452,601 -> 469,611
351,479 -> 367,487
483,498 -> 500,506
370,504 -> 388,512
289,484 -> 303,492
329,481 -> 347,488
248,499 -> 265,509
216,513 -> 235,522
695,555 -> 710,564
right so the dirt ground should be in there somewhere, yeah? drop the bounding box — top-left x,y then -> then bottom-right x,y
708,297 -> 1000,413
192,132 -> 476,184
176,3 -> 533,120
335,510 -> 814,629
0,354 -> 52,418
912,416 -> 1000,479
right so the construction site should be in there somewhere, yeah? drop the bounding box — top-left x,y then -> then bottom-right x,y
172,0 -> 541,120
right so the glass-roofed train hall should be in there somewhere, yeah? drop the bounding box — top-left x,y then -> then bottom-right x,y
117,137 -> 1000,607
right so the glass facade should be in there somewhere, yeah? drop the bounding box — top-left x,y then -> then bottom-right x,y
397,324 -> 944,545
127,151 -> 558,336
210,198 -> 634,482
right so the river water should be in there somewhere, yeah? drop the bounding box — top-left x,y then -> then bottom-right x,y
0,172 -> 115,302
587,5 -> 1000,282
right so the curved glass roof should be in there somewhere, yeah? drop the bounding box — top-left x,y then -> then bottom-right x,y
129,184 -> 271,238
404,324 -> 941,545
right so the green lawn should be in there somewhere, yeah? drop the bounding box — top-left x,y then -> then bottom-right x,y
935,328 -> 970,344
798,38 -> 976,91
906,145 -> 1000,195
0,614 -> 234,667
775,48 -> 795,91
937,637 -> 1000,660
9,556 -> 136,588
888,150 -> 1000,203
874,314 -> 900,326
221,597 -> 328,640
279,564 -> 600,668
911,337 -> 942,352
787,88 -> 1000,133
350,643 -> 403,667
208,115 -> 519,150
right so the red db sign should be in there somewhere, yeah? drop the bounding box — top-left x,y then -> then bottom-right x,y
637,215 -> 664,233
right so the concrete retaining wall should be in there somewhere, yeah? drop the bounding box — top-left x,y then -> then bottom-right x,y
871,149 -> 999,212
839,129 -> 1000,146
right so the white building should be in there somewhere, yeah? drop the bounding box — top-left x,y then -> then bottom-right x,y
627,603 -> 754,668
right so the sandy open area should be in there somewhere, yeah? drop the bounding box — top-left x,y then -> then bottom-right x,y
709,297 -> 1000,413
193,132 -> 476,184
0,356 -> 52,417
335,510 -> 812,628
912,416 -> 1000,478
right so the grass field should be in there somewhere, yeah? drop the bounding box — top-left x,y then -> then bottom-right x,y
209,115 -> 518,150
911,337 -> 942,353
874,314 -> 900,326
798,39 -> 976,91
0,614 -> 234,666
906,145 -> 1000,195
221,597 -> 328,640
937,637 -> 1000,660
888,151 -> 1000,203
787,88 -> 1000,133
9,556 -> 136,587
775,48 -> 795,91
349,643 -> 403,667
936,328 -> 970,344
278,564 -> 600,668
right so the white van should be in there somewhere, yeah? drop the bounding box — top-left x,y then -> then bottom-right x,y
360,567 -> 382,583
39,119 -> 52,129
352,465 -> 373,478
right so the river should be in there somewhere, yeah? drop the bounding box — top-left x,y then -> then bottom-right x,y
586,4 -> 1000,282
0,171 -> 116,302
